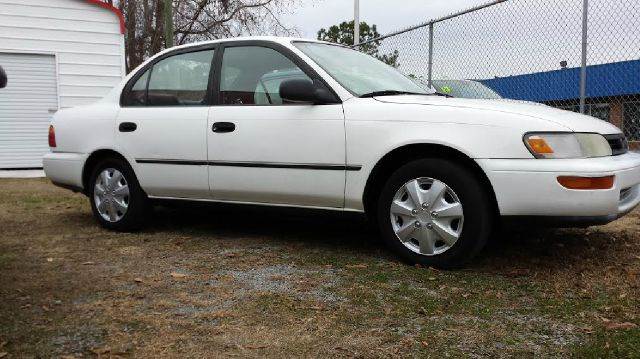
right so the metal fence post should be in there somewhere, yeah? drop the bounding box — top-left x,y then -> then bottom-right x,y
427,23 -> 434,88
354,0 -> 360,46
579,0 -> 589,114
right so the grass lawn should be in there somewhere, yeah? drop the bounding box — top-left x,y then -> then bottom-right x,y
1,178 -> 639,357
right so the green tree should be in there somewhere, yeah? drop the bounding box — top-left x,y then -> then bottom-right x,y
317,21 -> 400,68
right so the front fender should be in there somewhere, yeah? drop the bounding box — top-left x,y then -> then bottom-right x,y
342,99 -> 553,211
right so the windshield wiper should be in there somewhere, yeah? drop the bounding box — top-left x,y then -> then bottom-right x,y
359,90 -> 427,98
430,91 -> 453,98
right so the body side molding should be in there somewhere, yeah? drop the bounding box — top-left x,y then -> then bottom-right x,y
135,159 -> 362,171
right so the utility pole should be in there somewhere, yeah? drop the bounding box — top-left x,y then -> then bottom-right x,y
354,0 -> 360,46
164,0 -> 174,49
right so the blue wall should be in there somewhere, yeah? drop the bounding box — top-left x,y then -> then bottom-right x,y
480,60 -> 640,102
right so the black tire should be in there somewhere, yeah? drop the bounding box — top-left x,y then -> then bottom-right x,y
376,158 -> 493,268
88,157 -> 150,231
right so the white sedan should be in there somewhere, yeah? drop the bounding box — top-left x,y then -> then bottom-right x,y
44,37 -> 640,268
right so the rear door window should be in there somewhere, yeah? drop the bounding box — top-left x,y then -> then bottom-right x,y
147,50 -> 215,106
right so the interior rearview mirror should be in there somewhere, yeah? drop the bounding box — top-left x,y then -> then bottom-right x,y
279,79 -> 337,105
0,66 -> 7,89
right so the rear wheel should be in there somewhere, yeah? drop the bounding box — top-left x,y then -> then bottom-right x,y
376,158 -> 493,268
88,158 -> 149,231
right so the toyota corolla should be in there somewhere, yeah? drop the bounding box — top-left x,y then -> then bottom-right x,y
44,37 -> 640,268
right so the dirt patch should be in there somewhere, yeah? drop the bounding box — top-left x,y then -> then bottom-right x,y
216,264 -> 342,302
0,178 -> 639,357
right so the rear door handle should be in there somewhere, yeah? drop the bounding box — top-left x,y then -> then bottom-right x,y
212,122 -> 235,133
119,122 -> 137,132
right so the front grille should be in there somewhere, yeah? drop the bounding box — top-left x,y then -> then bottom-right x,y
604,134 -> 629,156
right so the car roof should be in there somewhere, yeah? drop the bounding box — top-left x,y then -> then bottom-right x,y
166,36 -> 330,51
141,37 -> 337,67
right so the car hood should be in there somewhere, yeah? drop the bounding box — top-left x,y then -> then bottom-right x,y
373,95 -> 622,134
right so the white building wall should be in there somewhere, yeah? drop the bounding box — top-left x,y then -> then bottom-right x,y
0,0 -> 126,109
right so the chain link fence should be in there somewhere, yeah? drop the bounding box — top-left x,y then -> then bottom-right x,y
354,0 -> 640,148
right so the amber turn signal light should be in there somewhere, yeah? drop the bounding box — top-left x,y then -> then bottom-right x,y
526,137 -> 554,155
557,175 -> 614,190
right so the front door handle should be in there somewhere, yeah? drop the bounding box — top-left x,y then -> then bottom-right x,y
212,122 -> 236,133
119,122 -> 137,132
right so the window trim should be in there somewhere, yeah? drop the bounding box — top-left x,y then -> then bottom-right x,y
120,44 -> 218,108
212,40 -> 341,107
120,40 -> 342,108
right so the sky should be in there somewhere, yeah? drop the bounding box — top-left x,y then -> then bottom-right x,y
281,0 -> 488,39
280,0 -> 639,82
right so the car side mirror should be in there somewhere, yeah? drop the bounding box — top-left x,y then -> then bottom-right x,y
0,66 -> 7,89
279,79 -> 337,105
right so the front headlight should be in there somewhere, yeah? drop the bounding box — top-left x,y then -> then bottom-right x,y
523,132 -> 612,159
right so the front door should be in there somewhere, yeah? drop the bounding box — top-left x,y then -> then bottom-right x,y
116,48 -> 215,198
207,44 -> 346,208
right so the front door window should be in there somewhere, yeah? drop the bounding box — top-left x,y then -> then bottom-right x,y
219,46 -> 311,106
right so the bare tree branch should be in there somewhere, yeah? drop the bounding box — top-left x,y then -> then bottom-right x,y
112,0 -> 304,72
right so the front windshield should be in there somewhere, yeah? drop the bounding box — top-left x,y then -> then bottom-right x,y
294,42 -> 434,97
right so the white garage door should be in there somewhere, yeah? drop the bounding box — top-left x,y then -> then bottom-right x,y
0,53 -> 58,169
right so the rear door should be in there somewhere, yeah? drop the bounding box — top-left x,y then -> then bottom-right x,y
207,43 -> 347,208
116,47 -> 216,198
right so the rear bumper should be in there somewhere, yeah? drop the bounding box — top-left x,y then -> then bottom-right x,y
478,152 -> 640,221
43,152 -> 86,192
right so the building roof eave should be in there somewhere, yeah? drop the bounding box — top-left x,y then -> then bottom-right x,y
84,0 -> 125,35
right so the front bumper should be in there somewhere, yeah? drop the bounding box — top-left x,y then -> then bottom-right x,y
43,152 -> 86,192
478,152 -> 640,222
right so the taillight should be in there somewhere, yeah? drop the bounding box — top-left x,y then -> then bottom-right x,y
48,125 -> 56,147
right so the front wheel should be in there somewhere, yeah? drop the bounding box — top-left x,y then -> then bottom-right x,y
376,158 -> 493,268
88,158 -> 150,231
